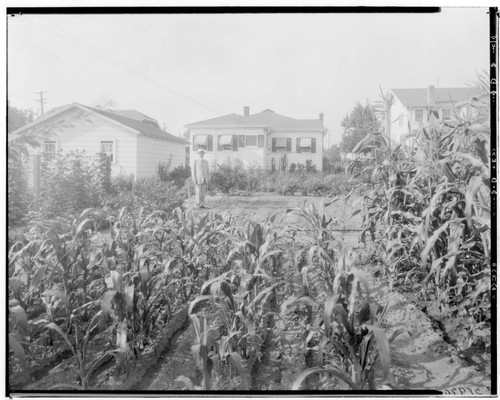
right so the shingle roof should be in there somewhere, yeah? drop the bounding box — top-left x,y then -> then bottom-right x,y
186,113 -> 248,127
391,87 -> 473,108
186,109 -> 324,130
89,106 -> 186,144
108,109 -> 159,125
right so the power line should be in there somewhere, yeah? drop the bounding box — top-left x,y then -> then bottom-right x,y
31,16 -> 223,116
10,34 -> 168,113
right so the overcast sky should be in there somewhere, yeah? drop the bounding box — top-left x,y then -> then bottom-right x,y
7,8 -> 490,145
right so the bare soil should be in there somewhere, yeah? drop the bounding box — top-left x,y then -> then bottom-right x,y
14,192 -> 492,395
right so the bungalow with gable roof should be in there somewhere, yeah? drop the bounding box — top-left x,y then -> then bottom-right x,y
10,102 -> 187,179
185,107 -> 327,171
388,86 -> 475,144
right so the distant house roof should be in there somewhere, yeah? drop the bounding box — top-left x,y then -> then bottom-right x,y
107,109 -> 159,125
87,106 -> 185,144
186,109 -> 324,130
391,87 -> 474,108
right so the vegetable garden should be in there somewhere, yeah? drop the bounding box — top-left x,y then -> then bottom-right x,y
8,109 -> 492,393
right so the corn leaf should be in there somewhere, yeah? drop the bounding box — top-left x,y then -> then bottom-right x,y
10,305 -> 28,333
188,295 -> 212,317
465,175 -> 485,228
43,289 -> 70,311
9,333 -> 27,364
45,322 -> 76,356
101,290 -> 117,317
175,376 -> 196,390
291,366 -> 358,390
366,325 -> 391,381
30,265 -> 47,291
229,352 -> 249,390
49,383 -> 83,390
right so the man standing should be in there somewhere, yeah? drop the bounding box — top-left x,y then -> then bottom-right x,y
192,149 -> 210,209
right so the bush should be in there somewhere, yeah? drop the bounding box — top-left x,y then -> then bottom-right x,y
105,176 -> 185,217
210,162 -> 248,194
31,151 -> 110,220
8,158 -> 31,225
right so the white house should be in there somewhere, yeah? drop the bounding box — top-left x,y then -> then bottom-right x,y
185,107 -> 327,171
388,86 -> 474,144
10,103 -> 187,178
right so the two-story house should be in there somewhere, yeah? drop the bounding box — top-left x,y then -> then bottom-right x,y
185,107 -> 327,171
388,86 -> 474,144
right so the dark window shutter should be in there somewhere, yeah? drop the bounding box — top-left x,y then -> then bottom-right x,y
258,135 -> 264,148
312,138 -> 316,153
217,136 -> 221,151
286,138 -> 292,152
271,138 -> 276,153
193,136 -> 197,151
207,135 -> 213,151
233,135 -> 238,151
296,138 -> 301,153
239,135 -> 245,147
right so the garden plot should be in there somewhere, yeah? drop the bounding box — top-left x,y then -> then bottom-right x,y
10,193 -> 490,394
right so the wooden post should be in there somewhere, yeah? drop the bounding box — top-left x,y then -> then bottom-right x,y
33,154 -> 41,197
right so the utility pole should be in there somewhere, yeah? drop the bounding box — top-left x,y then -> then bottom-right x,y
34,91 -> 46,115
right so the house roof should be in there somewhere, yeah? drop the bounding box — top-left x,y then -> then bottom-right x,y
186,109 -> 324,130
87,105 -> 186,144
12,103 -> 186,144
107,109 -> 159,125
391,87 -> 473,108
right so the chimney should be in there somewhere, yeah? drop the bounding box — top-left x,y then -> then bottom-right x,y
319,112 -> 324,121
244,106 -> 250,117
427,85 -> 436,104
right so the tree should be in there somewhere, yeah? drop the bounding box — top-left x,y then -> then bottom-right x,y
8,103 -> 34,133
323,144 -> 342,173
340,102 -> 381,153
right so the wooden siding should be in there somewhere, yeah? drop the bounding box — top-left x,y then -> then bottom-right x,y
136,134 -> 186,177
24,107 -> 138,176
389,98 -> 409,143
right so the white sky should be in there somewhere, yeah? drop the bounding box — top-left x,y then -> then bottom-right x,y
7,8 -> 490,145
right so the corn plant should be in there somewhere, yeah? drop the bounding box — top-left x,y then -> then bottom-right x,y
182,217 -> 283,390
42,310 -> 108,390
349,91 -> 491,349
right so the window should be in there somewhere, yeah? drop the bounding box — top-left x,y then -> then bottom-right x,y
271,137 -> 291,153
296,138 -> 317,153
245,135 -> 257,146
442,109 -> 451,121
414,109 -> 424,123
100,141 -> 114,162
43,141 -> 56,161
193,135 -> 213,151
218,134 -> 234,151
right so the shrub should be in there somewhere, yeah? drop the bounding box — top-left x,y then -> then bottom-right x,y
210,163 -> 248,194
105,176 -> 185,216
111,174 -> 135,193
31,151 -> 109,220
8,158 -> 31,225
168,165 -> 192,188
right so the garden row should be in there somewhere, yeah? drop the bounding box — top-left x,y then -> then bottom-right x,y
8,151 -> 359,226
9,194 -> 399,391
